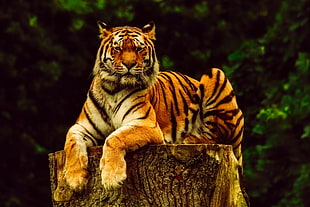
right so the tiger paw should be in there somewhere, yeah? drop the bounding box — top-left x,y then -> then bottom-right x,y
100,156 -> 127,190
64,168 -> 89,192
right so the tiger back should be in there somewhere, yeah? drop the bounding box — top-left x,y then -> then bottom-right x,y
149,70 -> 244,162
59,21 -> 244,199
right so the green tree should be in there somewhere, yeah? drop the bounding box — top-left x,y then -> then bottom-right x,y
224,0 -> 310,206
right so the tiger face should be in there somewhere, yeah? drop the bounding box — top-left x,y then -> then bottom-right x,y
94,22 -> 159,93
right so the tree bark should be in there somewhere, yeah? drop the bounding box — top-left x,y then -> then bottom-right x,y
49,144 -> 248,207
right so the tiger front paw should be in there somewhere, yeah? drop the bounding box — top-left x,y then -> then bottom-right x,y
100,156 -> 127,190
64,168 -> 89,192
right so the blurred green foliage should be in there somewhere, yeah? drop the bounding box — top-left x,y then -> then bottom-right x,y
0,0 -> 309,206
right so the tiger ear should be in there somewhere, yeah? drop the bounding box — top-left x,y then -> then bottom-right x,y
97,21 -> 111,39
142,21 -> 156,40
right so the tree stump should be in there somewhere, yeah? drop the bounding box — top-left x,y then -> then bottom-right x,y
49,144 -> 248,207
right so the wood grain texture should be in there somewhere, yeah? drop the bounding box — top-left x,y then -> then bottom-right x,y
49,144 -> 248,207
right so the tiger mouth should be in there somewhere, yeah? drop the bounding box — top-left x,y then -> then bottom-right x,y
106,71 -> 143,82
121,73 -> 142,79
113,67 -> 144,76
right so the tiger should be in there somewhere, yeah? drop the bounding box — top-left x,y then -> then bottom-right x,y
62,21 -> 244,193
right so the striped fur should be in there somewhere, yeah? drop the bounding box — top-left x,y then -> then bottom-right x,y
62,22 -> 244,193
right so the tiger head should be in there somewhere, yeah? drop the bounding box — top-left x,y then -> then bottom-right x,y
94,22 -> 159,93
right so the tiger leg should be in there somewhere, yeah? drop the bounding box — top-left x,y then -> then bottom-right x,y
100,123 -> 164,189
63,124 -> 95,192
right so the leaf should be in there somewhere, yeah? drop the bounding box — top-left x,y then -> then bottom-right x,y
161,56 -> 174,69
252,123 -> 265,135
96,0 -> 106,9
57,0 -> 92,14
72,19 -> 84,30
228,51 -> 245,61
295,52 -> 310,72
29,16 -> 38,27
301,125 -> 310,139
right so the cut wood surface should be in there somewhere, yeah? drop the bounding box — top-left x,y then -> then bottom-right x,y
49,144 -> 248,207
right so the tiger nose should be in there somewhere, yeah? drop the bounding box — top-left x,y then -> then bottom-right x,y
123,61 -> 136,70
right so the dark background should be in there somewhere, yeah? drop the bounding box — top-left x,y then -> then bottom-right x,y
1,0 -> 310,206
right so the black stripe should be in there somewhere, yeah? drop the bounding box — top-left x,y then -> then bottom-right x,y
205,68 -> 214,78
132,94 -> 146,102
147,45 -> 154,68
218,123 -> 229,141
184,117 -> 189,132
145,38 -> 155,58
208,74 -> 228,106
233,143 -> 242,161
170,102 -> 177,142
225,121 -> 236,130
158,72 -> 169,80
77,123 -> 98,146
182,85 -> 197,103
179,90 -> 189,116
214,90 -> 235,108
114,88 -> 144,114
149,87 -> 156,104
167,71 -> 192,94
233,141 -> 242,150
235,111 -> 244,126
168,71 -> 197,103
201,122 -> 218,141
157,79 -> 168,109
114,30 -> 122,35
204,70 -> 221,105
203,131 -> 216,140
137,106 -> 152,120
203,109 -> 219,119
166,71 -> 197,104
88,89 -> 110,123
203,109 -> 238,121
144,49 -> 151,68
206,121 -> 227,143
144,64 -> 154,76
189,108 -> 199,124
102,39 -> 113,61
129,34 -> 138,37
205,121 -> 218,130
198,84 -> 204,120
122,101 -> 145,122
132,102 -> 147,113
176,72 -> 197,92
166,71 -> 183,84
160,73 -> 180,116
229,113 -> 244,146
149,87 -> 160,109
230,126 -> 243,147
83,107 -> 106,139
